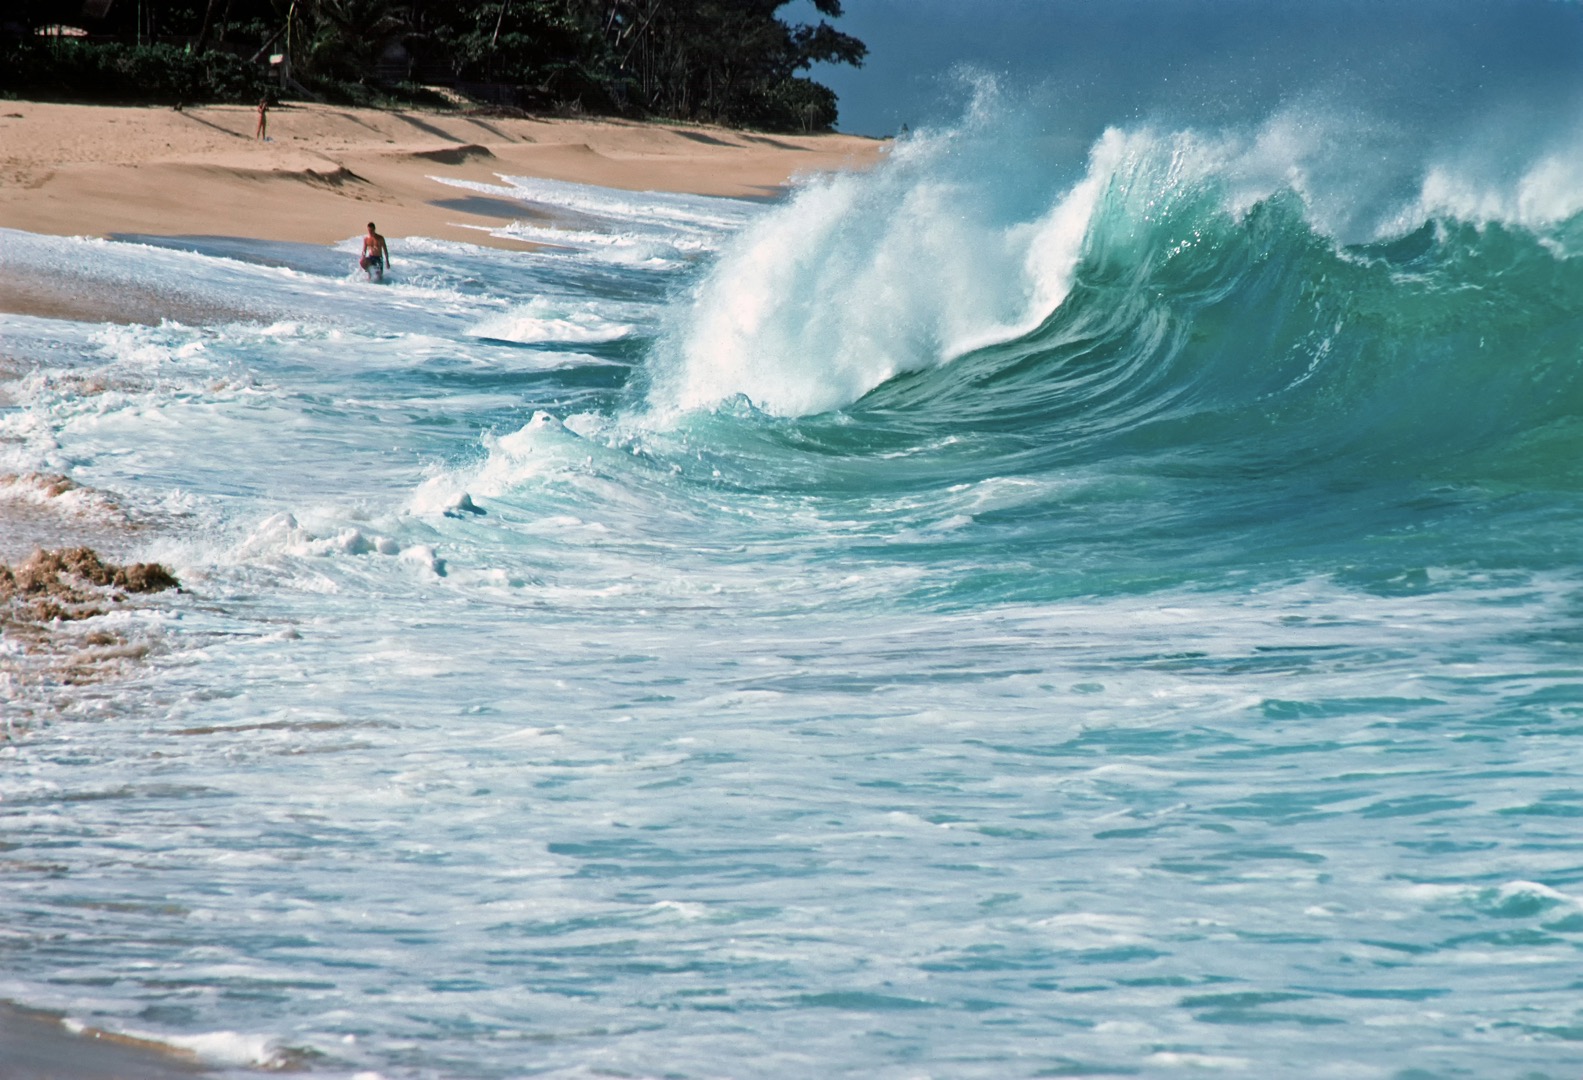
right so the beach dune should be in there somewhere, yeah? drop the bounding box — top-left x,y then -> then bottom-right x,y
0,101 -> 880,256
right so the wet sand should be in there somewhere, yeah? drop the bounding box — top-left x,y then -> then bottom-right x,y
0,1002 -> 214,1079
0,265 -> 269,326
0,474 -> 141,563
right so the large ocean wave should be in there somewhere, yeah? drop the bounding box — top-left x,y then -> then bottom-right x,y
631,102 -> 1577,458
7,33 -> 1583,1076
651,90 -> 1583,434
597,91 -> 1583,604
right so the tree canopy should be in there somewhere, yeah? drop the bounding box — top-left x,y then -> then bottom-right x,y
0,0 -> 867,130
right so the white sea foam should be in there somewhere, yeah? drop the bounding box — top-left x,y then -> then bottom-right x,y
470,298 -> 636,344
6,83 -> 1583,1080
428,174 -> 752,264
158,1029 -> 284,1068
642,114 -> 1352,419
1416,139 -> 1583,231
644,125 -> 1110,417
446,173 -> 754,232
642,92 -> 1583,421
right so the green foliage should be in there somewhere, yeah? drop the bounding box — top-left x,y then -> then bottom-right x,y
743,74 -> 839,133
1,0 -> 865,131
0,40 -> 270,104
604,0 -> 866,130
292,0 -> 411,83
411,0 -> 614,106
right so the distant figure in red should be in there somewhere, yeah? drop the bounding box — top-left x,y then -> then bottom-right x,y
255,97 -> 268,140
360,222 -> 390,280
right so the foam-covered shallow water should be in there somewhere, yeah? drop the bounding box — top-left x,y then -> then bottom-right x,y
5,81 -> 1583,1079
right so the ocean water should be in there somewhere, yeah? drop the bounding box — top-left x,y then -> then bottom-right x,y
5,87 -> 1583,1080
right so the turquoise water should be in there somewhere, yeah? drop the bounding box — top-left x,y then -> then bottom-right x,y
3,93 -> 1583,1079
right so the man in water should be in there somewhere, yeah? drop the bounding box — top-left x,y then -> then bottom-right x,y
360,222 -> 390,281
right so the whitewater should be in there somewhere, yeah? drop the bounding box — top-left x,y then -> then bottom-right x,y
4,85 -> 1583,1078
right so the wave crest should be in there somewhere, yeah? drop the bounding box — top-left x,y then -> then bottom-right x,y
642,93 -> 1583,500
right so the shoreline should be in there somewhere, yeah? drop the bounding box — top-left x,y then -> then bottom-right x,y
0,101 -> 882,1077
0,99 -> 882,259
0,1001 -> 217,1079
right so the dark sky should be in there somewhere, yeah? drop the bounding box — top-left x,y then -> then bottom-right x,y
786,0 -> 1583,139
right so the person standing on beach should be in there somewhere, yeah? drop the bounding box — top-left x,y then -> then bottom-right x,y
255,97 -> 268,140
360,222 -> 390,280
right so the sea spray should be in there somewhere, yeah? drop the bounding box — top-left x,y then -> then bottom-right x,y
644,96 -> 1115,418
5,68 -> 1583,1080
645,83 -> 1583,427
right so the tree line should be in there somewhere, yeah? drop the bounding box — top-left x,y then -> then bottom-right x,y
0,0 -> 866,131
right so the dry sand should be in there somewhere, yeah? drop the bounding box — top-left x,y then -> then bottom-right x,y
0,99 -> 882,253
0,100 -> 881,326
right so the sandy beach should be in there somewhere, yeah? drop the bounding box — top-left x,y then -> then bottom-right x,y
6,6 -> 1583,1074
0,99 -> 882,319
0,102 -> 880,1076
0,99 -> 880,554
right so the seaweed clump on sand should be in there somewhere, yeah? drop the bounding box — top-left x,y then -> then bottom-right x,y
1,547 -> 181,716
0,546 -> 178,623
